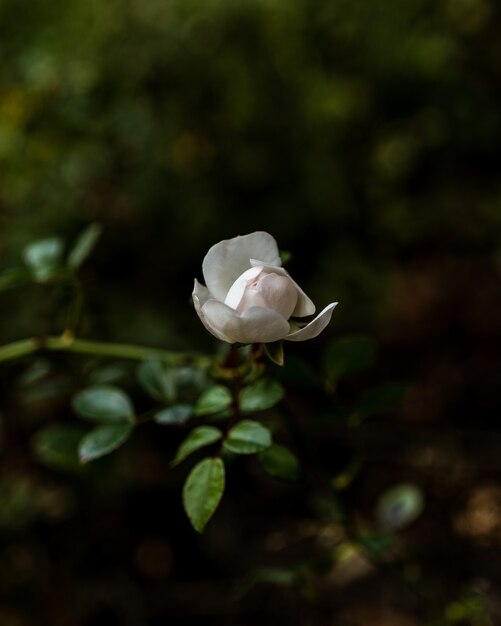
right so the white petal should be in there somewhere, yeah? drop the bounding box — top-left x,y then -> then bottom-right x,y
250,260 -> 315,317
202,232 -> 281,301
244,273 -> 298,319
201,300 -> 290,344
284,302 -> 338,342
192,279 -> 232,342
224,266 -> 263,310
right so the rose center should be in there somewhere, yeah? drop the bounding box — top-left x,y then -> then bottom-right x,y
224,266 -> 298,319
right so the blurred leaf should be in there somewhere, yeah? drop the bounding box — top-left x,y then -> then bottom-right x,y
324,336 -> 377,388
32,424 -> 86,470
72,385 -> 134,423
224,419 -> 272,455
22,237 -> 64,282
79,423 -> 133,463
263,341 -> 284,366
258,443 -> 300,480
240,379 -> 284,412
360,532 -> 396,557
171,426 -> 222,466
376,483 -> 424,530
332,457 -> 363,490
354,382 -> 409,418
279,250 -> 292,264
17,358 -> 52,387
183,457 -> 225,533
194,385 -> 232,416
137,360 -> 176,402
155,404 -> 193,426
87,364 -> 127,385
0,267 -> 30,292
242,567 -> 299,594
67,222 -> 102,269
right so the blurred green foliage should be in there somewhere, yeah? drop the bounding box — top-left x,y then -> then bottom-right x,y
1,0 -> 500,349
0,0 -> 501,623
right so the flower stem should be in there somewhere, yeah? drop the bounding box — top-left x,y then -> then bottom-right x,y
0,334 -> 211,366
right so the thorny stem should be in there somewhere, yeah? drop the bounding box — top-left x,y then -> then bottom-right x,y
0,334 -> 212,366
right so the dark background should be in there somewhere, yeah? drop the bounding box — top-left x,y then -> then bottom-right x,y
0,0 -> 500,623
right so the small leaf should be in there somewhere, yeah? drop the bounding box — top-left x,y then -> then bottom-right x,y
171,426 -> 222,466
354,383 -> 409,417
194,385 -> 232,416
183,457 -> 225,533
67,222 -> 102,269
0,267 -> 30,292
263,341 -> 284,366
324,336 -> 377,388
72,385 -> 134,423
155,404 -> 193,425
240,379 -> 284,412
258,444 -> 300,481
32,424 -> 86,470
376,483 -> 424,530
137,360 -> 176,402
224,419 -> 272,455
79,423 -> 133,463
22,237 -> 64,282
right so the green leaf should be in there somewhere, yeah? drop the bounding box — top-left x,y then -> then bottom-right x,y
154,404 -> 192,426
324,336 -> 377,388
376,483 -> 424,530
354,383 -> 409,417
183,457 -> 225,533
137,359 -> 176,402
79,423 -> 133,463
194,385 -> 232,416
240,379 -> 284,412
258,444 -> 300,481
22,237 -> 64,282
32,424 -> 86,470
0,267 -> 31,292
263,341 -> 284,366
224,419 -> 272,455
171,426 -> 222,466
67,222 -> 102,269
72,385 -> 134,423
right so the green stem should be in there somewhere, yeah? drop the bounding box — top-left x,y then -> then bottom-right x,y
0,335 -> 211,366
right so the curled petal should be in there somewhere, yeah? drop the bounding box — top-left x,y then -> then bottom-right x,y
201,300 -> 290,344
285,302 -> 338,342
202,232 -> 281,301
192,279 -> 232,342
250,260 -> 315,317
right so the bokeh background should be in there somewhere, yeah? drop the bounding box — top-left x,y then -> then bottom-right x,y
1,0 -> 501,624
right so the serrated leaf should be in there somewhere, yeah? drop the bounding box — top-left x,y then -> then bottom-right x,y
171,426 -> 222,466
22,237 -> 64,282
79,423 -> 133,463
324,336 -> 377,388
67,222 -> 102,269
224,419 -> 272,455
155,404 -> 193,426
240,379 -> 284,412
32,424 -> 86,470
72,385 -> 134,423
183,457 -> 225,533
194,385 -> 232,416
376,483 -> 424,530
354,383 -> 409,417
137,359 -> 176,402
263,341 -> 284,366
258,444 -> 300,481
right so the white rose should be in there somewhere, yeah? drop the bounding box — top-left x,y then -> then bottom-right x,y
192,231 -> 337,344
